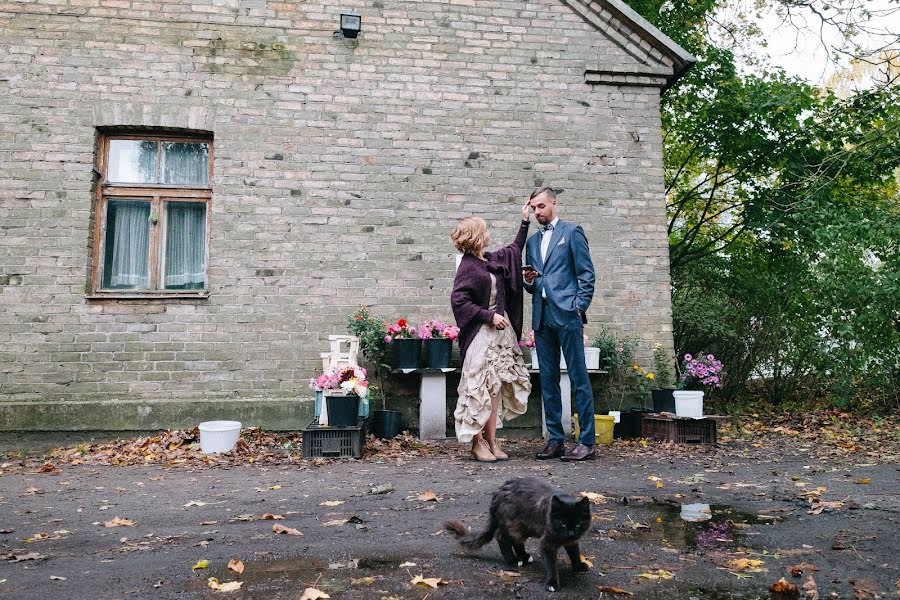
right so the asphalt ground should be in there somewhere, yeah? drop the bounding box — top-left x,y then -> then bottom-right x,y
1,432 -> 898,600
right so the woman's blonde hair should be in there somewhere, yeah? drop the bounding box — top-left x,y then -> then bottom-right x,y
450,216 -> 488,256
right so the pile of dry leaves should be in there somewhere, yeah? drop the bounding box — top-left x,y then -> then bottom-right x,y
43,427 -> 304,467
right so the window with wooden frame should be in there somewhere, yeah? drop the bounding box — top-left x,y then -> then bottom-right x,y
90,132 -> 213,298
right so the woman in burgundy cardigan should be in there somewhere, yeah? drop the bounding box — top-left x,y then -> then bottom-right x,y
450,203 -> 532,462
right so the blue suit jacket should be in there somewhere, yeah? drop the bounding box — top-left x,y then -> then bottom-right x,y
524,219 -> 595,330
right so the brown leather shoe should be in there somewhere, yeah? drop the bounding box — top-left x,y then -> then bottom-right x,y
535,441 -> 565,460
472,439 -> 497,462
560,443 -> 596,462
488,439 -> 509,461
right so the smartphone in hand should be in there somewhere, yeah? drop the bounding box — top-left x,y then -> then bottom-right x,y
522,264 -> 537,273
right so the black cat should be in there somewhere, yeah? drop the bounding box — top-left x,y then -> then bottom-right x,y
444,477 -> 592,592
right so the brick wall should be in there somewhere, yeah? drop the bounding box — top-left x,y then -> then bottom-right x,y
0,0 -> 676,429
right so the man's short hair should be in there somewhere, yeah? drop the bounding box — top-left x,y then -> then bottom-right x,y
529,186 -> 556,201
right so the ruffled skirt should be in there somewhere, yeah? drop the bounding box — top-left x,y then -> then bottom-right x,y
454,318 -> 531,443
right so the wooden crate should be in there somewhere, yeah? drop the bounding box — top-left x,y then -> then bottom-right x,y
641,414 -> 719,444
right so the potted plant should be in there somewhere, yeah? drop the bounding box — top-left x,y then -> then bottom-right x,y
385,318 -> 421,369
347,306 -> 401,439
309,365 -> 370,427
650,342 -> 678,413
418,319 -> 460,369
674,352 -> 724,419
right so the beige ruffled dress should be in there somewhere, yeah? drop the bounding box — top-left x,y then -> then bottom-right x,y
454,274 -> 531,443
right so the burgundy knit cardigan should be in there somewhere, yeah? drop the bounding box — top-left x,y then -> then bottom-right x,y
451,220 -> 529,361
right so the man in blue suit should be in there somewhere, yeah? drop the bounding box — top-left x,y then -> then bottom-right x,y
523,187 -> 596,461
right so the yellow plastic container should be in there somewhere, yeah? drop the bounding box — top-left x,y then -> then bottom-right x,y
572,414 -> 615,445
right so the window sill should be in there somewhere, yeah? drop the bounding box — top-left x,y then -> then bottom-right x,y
85,291 -> 210,301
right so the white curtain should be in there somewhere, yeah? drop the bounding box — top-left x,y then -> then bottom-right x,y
105,201 -> 150,288
162,143 -> 208,186
165,202 -> 206,289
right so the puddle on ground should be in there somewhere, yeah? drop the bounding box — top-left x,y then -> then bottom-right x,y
626,504 -> 771,551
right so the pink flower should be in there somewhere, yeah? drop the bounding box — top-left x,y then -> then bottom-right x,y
384,335 -> 393,343
684,353 -> 693,361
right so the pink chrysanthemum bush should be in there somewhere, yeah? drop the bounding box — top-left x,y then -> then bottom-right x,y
418,319 -> 460,341
680,353 -> 724,391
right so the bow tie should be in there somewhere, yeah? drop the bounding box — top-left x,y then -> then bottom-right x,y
540,223 -> 554,234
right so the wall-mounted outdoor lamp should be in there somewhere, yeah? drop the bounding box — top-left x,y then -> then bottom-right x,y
339,13 -> 361,39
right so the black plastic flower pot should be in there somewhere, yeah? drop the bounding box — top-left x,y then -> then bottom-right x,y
424,338 -> 452,369
626,408 -> 654,438
373,409 -> 402,439
325,394 -> 359,428
651,388 -> 676,413
394,338 -> 422,369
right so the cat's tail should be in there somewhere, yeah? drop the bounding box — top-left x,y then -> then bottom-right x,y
444,518 -> 496,551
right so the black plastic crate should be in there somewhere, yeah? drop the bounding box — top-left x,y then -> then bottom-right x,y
302,418 -> 365,459
642,415 -> 717,444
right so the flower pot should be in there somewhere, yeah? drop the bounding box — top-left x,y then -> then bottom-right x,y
674,390 -> 704,419
584,347 -> 601,370
424,338 -> 452,369
373,409 -> 402,439
651,388 -> 676,413
325,393 -> 360,427
394,338 -> 422,369
625,408 -> 654,439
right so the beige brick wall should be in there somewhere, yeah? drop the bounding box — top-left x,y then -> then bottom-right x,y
0,0 -> 675,425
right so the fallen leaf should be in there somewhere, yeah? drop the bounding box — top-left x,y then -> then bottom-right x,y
208,578 -> 243,592
268,485 -> 282,490
789,562 -> 819,577
580,554 -> 594,569
50,575 -> 66,581
230,514 -> 256,522
369,483 -> 394,495
200,520 -> 217,526
7,552 -> 45,562
597,585 -> 634,596
299,588 -> 330,600
37,462 -> 60,474
192,559 -> 210,571
770,576 -> 799,594
104,517 -> 136,528
399,561 -> 416,568
417,490 -> 441,502
323,519 -> 349,527
261,514 -> 283,520
320,500 -> 345,507
272,524 -> 302,536
183,501 -> 207,507
727,558 -> 765,573
639,569 -> 674,580
410,574 -> 445,588
854,478 -> 870,484
227,559 -> 244,574
350,576 -> 376,585
579,491 -> 608,504
802,574 -> 819,600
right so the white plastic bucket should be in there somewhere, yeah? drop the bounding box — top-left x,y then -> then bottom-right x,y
608,410 -> 621,423
530,352 -> 567,370
584,347 -> 601,370
199,420 -> 242,454
673,391 -> 704,419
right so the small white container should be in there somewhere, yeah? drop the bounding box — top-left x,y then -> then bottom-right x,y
530,351 -> 566,370
674,391 -> 704,419
584,347 -> 601,370
199,420 -> 242,454
608,410 -> 621,423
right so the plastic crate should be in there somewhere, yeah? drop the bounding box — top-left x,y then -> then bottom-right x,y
641,415 -> 717,444
302,418 -> 365,459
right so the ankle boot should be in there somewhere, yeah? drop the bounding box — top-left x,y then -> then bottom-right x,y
471,439 -> 497,462
488,438 -> 509,460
